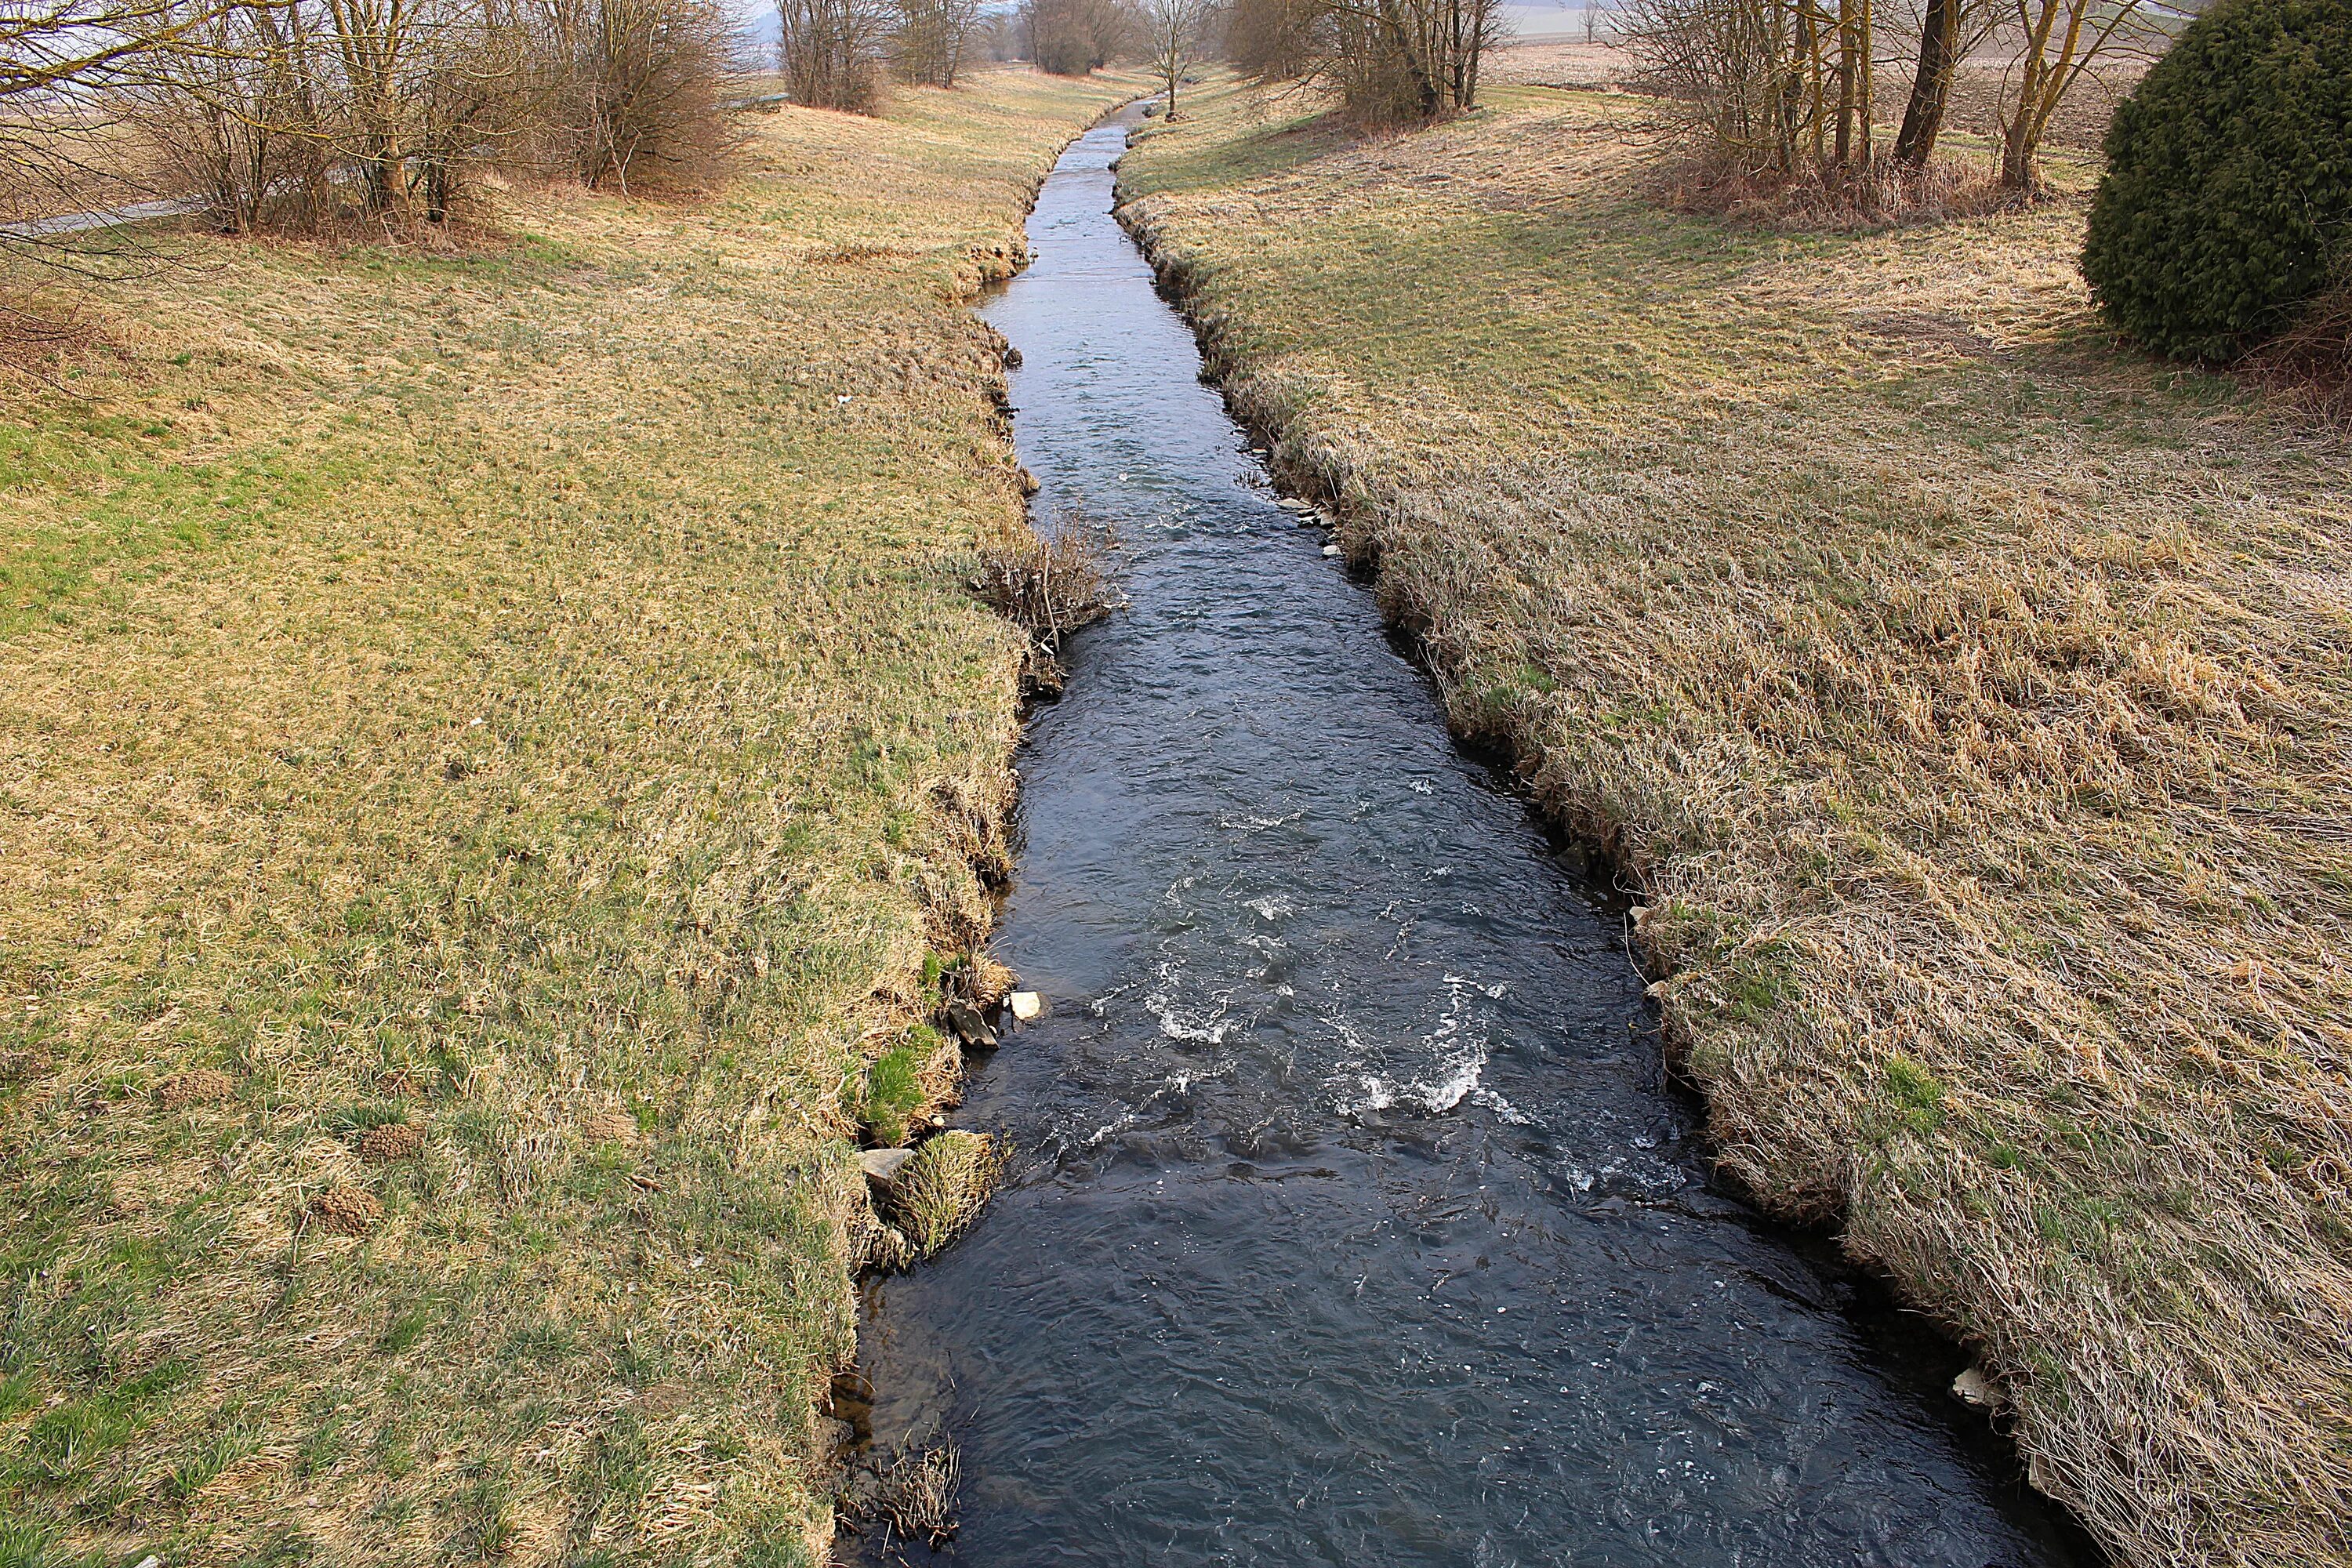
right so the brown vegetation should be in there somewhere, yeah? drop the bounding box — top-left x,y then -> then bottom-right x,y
0,66 -> 1135,1565
890,0 -> 982,85
1022,0 -> 1134,74
779,0 -> 891,111
971,508 -> 1117,651
1618,0 -> 2161,196
1121,77 -> 2352,1568
1222,0 -> 1502,120
2253,275 -> 2352,426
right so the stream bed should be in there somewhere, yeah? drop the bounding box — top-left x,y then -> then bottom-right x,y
848,107 -> 2095,1568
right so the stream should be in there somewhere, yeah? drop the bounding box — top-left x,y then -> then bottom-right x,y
848,107 -> 2096,1568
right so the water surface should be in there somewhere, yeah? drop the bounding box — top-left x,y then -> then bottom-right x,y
851,110 -> 2091,1568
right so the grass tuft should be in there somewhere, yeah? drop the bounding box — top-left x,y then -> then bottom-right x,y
877,1131 -> 1000,1259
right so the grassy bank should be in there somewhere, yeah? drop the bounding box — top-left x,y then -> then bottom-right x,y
1119,80 -> 2350,1568
0,69 -> 1132,1565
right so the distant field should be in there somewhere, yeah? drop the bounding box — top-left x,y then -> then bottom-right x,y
1120,78 -> 2350,1568
0,68 -> 1131,1565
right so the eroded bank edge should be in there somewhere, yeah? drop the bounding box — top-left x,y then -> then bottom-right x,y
810,98 -> 1147,1559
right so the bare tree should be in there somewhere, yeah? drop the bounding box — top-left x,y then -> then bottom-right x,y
891,0 -> 978,85
1225,0 -> 1313,76
533,0 -> 737,191
1,0 -> 243,250
1992,0 -> 2150,191
1892,0 -> 1962,164
1623,0 -> 1910,183
1020,0 -> 1130,73
1142,0 -> 1207,114
779,0 -> 889,107
1583,1 -> 1599,42
1,0 -> 223,101
1305,0 -> 1504,120
127,0 -> 299,230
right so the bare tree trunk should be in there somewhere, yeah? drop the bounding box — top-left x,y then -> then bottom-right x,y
1832,0 -> 1854,166
1893,0 -> 1956,165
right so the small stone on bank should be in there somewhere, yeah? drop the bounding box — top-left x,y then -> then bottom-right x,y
1951,1367 -> 2002,1410
1278,497 -> 1313,513
1008,990 -> 1043,1022
942,998 -> 997,1050
861,1146 -> 916,1186
1322,545 -> 1341,558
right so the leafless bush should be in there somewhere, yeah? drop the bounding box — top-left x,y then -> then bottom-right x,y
778,0 -> 889,110
2252,276 -> 2352,426
541,0 -> 740,192
1623,0 -> 1875,180
1987,0 -> 2160,191
1021,0 -> 1130,74
1622,0 -> 2155,194
126,0 -> 324,231
890,0 -> 978,85
112,0 -> 539,234
1220,0 -> 1501,121
2,0 -> 742,249
971,511 -> 1115,651
975,9 -> 1021,60
0,292 -> 93,380
1224,0 -> 1315,78
2,0 -> 223,252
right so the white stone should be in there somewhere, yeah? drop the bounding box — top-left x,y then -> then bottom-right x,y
1008,990 -> 1044,1022
1951,1367 -> 2002,1410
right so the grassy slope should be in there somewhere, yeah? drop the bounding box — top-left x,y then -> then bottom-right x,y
1120,80 -> 2351,1568
0,69 -> 1134,1566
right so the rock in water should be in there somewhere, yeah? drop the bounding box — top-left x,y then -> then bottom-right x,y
1008,990 -> 1043,1022
942,998 -> 997,1050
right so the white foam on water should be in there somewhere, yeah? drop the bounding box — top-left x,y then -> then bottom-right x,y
1145,958 -> 1238,1044
1243,894 -> 1294,921
1472,1085 -> 1534,1125
1330,974 -> 1501,1118
1218,810 -> 1304,836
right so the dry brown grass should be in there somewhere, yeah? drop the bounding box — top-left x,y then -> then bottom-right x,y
1122,77 -> 2351,1568
2254,279 -> 2352,427
971,507 -> 1118,649
873,1130 -> 1000,1258
869,1439 -> 959,1549
0,67 -> 1139,1567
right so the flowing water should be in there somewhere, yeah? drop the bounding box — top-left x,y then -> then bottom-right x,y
848,109 -> 2095,1568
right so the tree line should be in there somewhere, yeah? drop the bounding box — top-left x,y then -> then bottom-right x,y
1,0 -> 743,243
1223,0 -> 1503,122
1617,0 -> 2164,194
